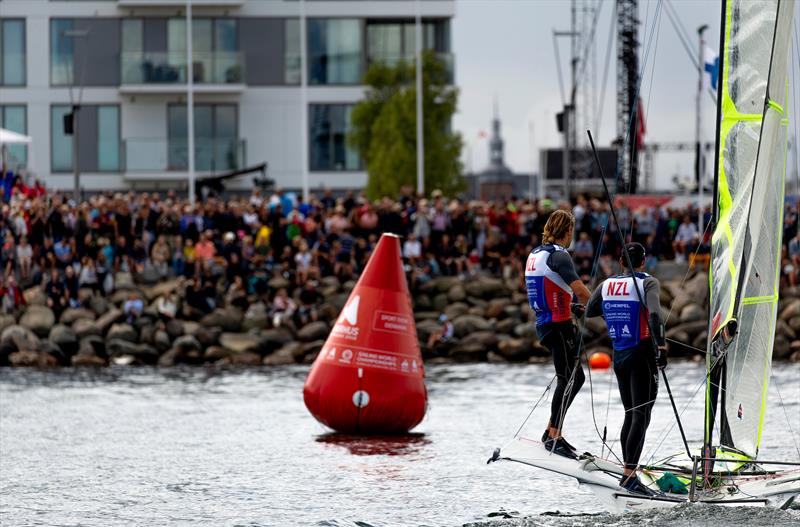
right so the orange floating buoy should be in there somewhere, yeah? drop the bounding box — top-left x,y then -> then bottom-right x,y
589,351 -> 612,370
303,233 -> 427,434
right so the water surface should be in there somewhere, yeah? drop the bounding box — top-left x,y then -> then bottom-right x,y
1,363 -> 798,526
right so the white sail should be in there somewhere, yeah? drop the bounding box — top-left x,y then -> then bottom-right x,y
707,0 -> 795,458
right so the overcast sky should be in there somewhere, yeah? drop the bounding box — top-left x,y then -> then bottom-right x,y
451,0 -> 800,191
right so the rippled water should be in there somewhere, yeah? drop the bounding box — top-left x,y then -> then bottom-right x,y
1,363 -> 798,527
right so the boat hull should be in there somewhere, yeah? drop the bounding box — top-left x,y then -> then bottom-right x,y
493,436 -> 800,513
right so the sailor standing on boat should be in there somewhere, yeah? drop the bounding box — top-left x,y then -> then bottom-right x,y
525,210 -> 591,459
586,242 -> 667,496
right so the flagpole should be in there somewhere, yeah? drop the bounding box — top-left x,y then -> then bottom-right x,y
696,24 -> 708,234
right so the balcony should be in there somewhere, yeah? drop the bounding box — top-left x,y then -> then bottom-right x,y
117,0 -> 244,7
123,138 -> 247,177
119,51 -> 245,94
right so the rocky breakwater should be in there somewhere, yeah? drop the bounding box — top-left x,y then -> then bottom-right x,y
1,270 -> 799,368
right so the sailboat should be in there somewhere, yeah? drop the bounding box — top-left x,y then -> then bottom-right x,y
489,0 -> 800,513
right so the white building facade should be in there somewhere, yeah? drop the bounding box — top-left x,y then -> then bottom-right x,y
0,0 -> 454,193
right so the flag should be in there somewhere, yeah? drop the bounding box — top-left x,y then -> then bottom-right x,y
478,130 -> 488,139
704,46 -> 720,91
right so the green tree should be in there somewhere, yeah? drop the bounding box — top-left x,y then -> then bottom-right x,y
349,51 -> 464,199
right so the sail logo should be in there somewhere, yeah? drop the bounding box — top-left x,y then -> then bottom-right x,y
332,295 -> 360,340
738,403 -> 743,420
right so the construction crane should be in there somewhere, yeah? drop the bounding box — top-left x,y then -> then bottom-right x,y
641,141 -> 714,191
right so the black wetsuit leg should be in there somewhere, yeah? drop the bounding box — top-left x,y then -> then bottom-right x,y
614,343 -> 659,470
543,322 -> 585,429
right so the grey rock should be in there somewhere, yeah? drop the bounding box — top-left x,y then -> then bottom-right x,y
94,308 -> 123,333
79,335 -> 106,358
195,326 -> 221,348
497,338 -> 533,361
200,307 -> 243,332
460,331 -> 498,349
256,328 -> 295,355
165,319 -> 184,340
414,311 -> 440,322
0,314 -> 16,334
513,323 -> 537,338
268,276 -> 291,290
1,325 -> 39,353
495,318 -> 516,335
114,272 -> 136,290
106,339 -> 159,364
485,298 -> 511,319
297,321 -> 329,342
49,324 -> 78,355
22,287 -> 46,306
432,293 -> 449,312
89,296 -> 111,317
173,334 -> 202,353
452,315 -> 491,338
19,305 -> 56,337
219,351 -> 262,366
9,350 -> 57,367
449,342 -> 487,362
219,332 -> 260,353
204,346 -> 232,362
60,308 -> 95,325
71,352 -> 106,367
107,323 -> 138,343
467,306 -> 486,317
448,284 -> 467,302
143,278 -> 183,301
154,330 -> 172,352
263,345 -> 297,365
444,302 -> 469,320
679,304 -> 704,323
414,294 -> 432,310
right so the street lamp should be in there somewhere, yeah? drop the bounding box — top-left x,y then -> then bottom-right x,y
61,28 -> 89,202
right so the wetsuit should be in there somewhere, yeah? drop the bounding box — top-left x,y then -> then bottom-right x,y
586,272 -> 664,470
525,244 -> 585,430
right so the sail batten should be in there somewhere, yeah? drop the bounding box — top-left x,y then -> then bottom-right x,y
706,0 -> 794,459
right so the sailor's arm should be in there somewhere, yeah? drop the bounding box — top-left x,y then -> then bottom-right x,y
643,278 -> 666,347
585,284 -> 604,318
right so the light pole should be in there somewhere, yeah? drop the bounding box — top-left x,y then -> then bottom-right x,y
696,24 -> 708,234
187,0 -> 196,206
300,0 -> 309,202
62,28 -> 89,202
415,0 -> 425,197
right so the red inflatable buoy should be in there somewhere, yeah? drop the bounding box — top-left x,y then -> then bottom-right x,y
303,233 -> 427,434
589,351 -> 612,370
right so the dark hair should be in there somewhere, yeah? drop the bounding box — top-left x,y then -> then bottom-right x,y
621,242 -> 646,269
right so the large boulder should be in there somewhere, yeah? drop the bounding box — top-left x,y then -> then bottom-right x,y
204,346 -> 232,362
452,315 -> 491,338
106,339 -> 159,364
262,344 -> 298,366
195,326 -> 221,348
219,332 -> 260,354
154,330 -> 172,352
22,287 -> 46,306
460,330 -> 499,349
89,295 -> 110,316
200,307 -> 243,332
444,302 -> 470,320
465,277 -> 506,299
495,318 -> 516,335
485,298 -> 511,320
49,324 -> 79,356
497,338 -> 534,362
1,325 -> 39,355
165,319 -> 184,341
449,341 -> 488,362
0,314 -> 15,334
9,350 -> 57,367
19,305 -> 56,337
173,335 -> 202,353
255,328 -> 295,355
447,284 -> 467,302
432,293 -> 449,312
79,335 -> 106,358
218,351 -> 262,366
297,321 -> 329,342
71,352 -> 107,367
94,307 -> 123,334
107,323 -> 138,343
143,278 -> 183,301
679,304 -> 705,323
513,323 -> 537,338
60,308 -> 95,325
242,303 -> 269,332
114,272 -> 136,290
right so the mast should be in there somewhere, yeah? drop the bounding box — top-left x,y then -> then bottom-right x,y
703,0 -> 727,476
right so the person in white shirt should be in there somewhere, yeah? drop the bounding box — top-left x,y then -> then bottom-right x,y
673,215 -> 698,263
403,233 -> 422,262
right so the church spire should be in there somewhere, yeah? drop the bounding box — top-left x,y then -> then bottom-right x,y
489,96 -> 504,168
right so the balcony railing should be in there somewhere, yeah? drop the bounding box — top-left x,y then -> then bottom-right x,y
123,138 -> 246,173
117,0 -> 244,7
121,51 -> 245,85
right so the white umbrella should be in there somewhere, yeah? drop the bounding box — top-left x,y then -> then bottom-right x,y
0,127 -> 32,145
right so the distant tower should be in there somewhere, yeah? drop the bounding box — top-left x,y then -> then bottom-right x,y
616,0 -> 640,193
490,101 -> 505,168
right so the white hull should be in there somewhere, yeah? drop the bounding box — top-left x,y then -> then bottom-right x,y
494,436 -> 800,513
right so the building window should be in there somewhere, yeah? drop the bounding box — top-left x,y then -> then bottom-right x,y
285,19 -> 300,84
51,105 -> 121,173
365,19 -> 452,78
50,19 -> 74,85
164,18 -> 242,84
0,105 -> 27,167
309,104 -> 360,171
121,19 -> 144,84
0,19 -> 26,86
168,104 -> 240,171
308,19 -> 362,85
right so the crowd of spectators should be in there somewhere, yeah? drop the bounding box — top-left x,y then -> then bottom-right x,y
2,174 -> 800,323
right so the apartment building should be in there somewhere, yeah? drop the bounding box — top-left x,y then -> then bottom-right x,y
0,0 -> 454,193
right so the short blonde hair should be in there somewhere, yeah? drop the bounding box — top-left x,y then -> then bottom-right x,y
542,209 -> 576,245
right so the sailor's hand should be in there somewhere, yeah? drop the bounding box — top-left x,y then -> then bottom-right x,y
656,346 -> 668,369
571,303 -> 585,317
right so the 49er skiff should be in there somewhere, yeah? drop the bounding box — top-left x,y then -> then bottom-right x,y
489,0 -> 800,513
